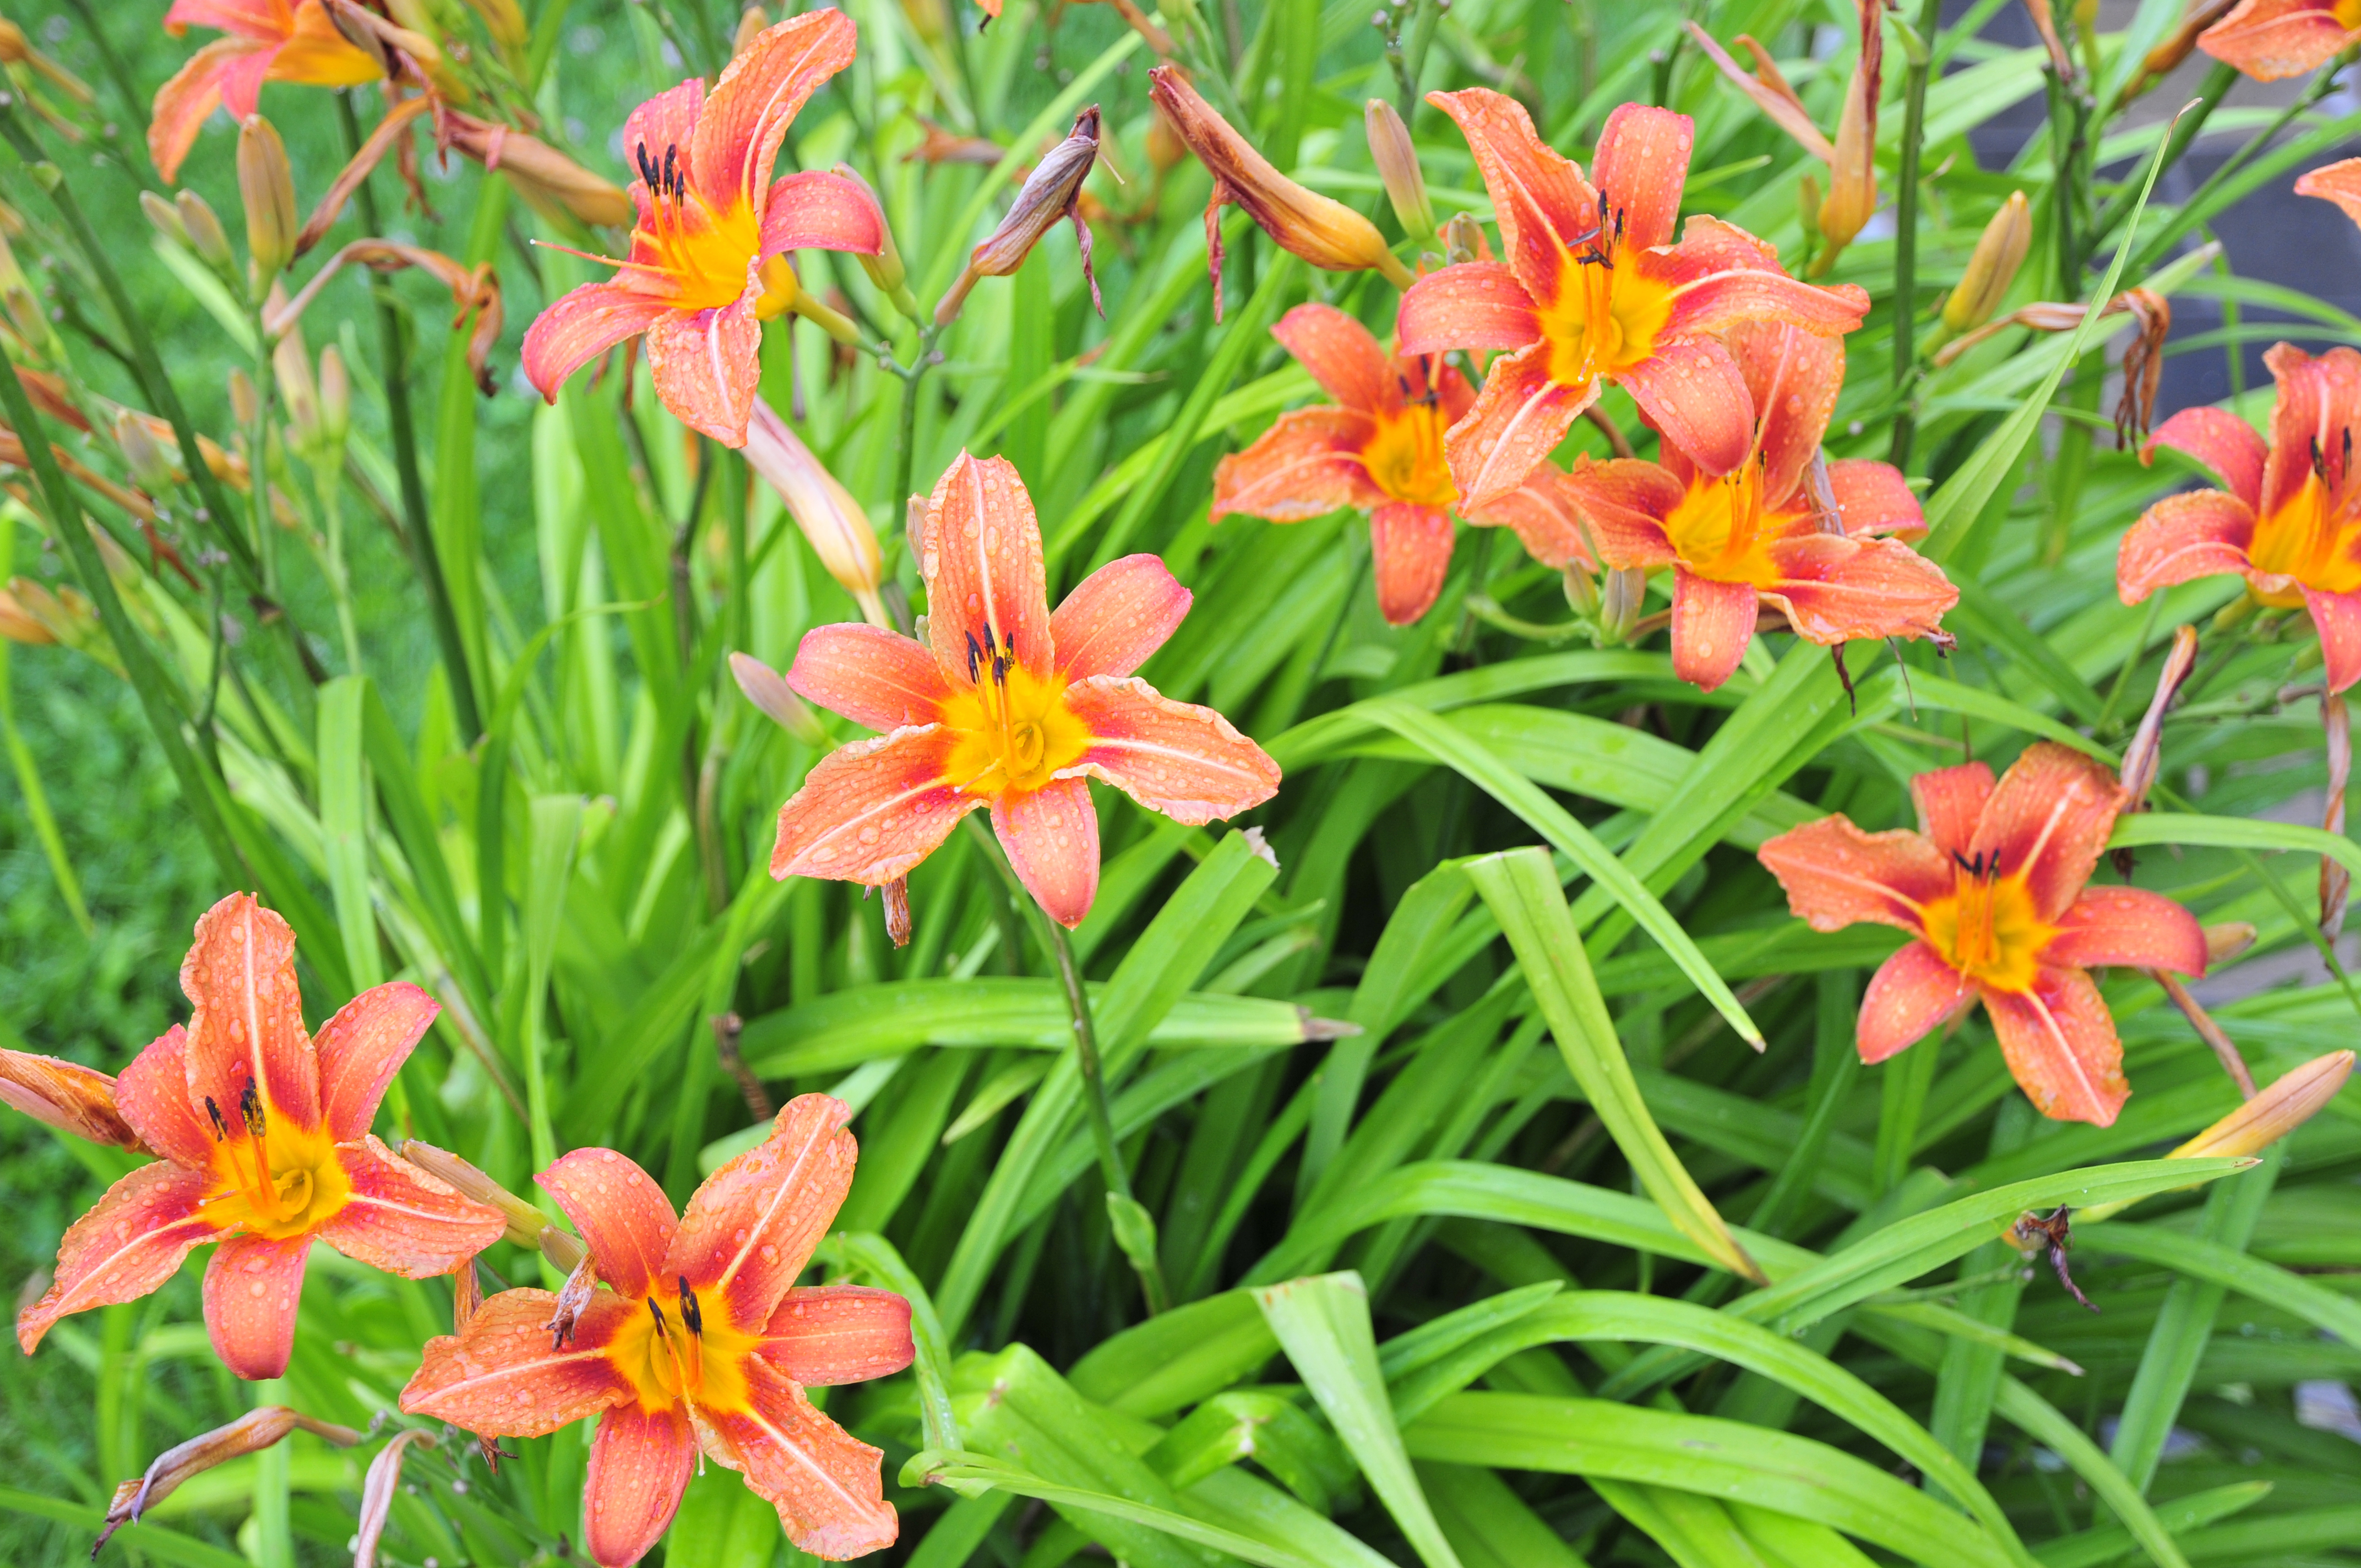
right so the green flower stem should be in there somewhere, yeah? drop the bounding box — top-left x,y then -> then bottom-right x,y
1046,916 -> 1172,1316
1887,0 -> 1940,469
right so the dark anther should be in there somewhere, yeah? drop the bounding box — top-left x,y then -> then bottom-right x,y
2313,435 -> 2327,477
237,1077 -> 265,1139
966,631 -> 983,683
634,142 -> 659,191
203,1096 -> 228,1142
2344,426 -> 2352,480
2012,1206 -> 2098,1313
648,1297 -> 669,1333
679,1276 -> 703,1335
662,144 -> 678,203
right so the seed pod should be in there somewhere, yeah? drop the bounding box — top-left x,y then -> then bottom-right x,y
742,401 -> 888,626
935,106 -> 1102,327
1365,99 -> 1434,243
237,116 -> 297,298
1942,190 -> 2032,334
176,190 -> 235,271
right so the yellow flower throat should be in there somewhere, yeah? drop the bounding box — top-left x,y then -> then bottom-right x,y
1538,195 -> 1672,389
2247,434 -> 2361,603
631,140 -> 767,313
198,1077 -> 349,1241
1919,852 -> 2052,992
942,629 -> 1090,796
1363,398 -> 1457,510
1663,460 -> 1783,586
611,1275 -> 757,1415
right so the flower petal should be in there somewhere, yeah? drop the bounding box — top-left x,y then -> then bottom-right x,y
1557,457 -> 1683,568
1726,321 -> 1841,502
700,1356 -> 898,1560
1669,569 -> 1757,690
2298,155 -> 2361,236
1210,408 -> 1385,522
399,1289 -> 638,1436
1758,534 -> 1959,647
920,451 -> 1054,684
1051,555 -> 1193,680
113,1024 -> 215,1167
314,982 -> 438,1142
163,0 -> 286,39
770,726 -> 980,886
203,1233 -> 310,1380
0,1046 -> 138,1149
1910,763 -> 1995,859
214,39 -> 275,121
1465,465 -> 1597,571
1426,88 -> 1597,302
646,293 -> 764,448
1756,815 -> 1950,935
1618,335 -> 1754,478
181,892 -> 320,1134
2259,341 -> 2361,520
1396,262 -> 1543,357
2145,405 -> 2267,510
520,281 -> 672,405
760,1286 -> 916,1386
1646,221 -> 1871,341
760,169 -> 885,257
2304,586 -> 2361,694
1858,940 -> 1973,1064
1270,301 -> 1395,413
320,1135 -> 506,1277
537,1147 -> 677,1300
1444,341 -> 1595,508
1969,742 -> 2120,922
2199,0 -> 2358,81
667,1093 -> 857,1326
585,1404 -> 698,1568
1371,502 -> 1456,625
691,10 -> 858,212
148,38 -> 263,184
622,79 -> 709,204
1982,967 -> 2130,1127
1063,675 -> 1283,825
1591,102 -> 1694,253
2116,490 -> 2256,602
2044,885 -> 2208,975
1827,459 -> 1924,538
268,1 -> 382,90
786,623 -> 953,732
993,777 -> 1102,928
17,1162 -> 220,1355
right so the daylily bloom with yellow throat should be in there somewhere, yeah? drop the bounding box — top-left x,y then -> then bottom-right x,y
1758,744 -> 2208,1126
1397,92 -> 1869,508
150,0 -> 382,183
520,11 -> 883,446
1210,302 -> 1593,625
17,894 -> 505,1379
1559,319 -> 1957,690
2119,343 -> 2361,692
2199,0 -> 2361,80
771,451 -> 1282,926
401,1097 -> 913,1566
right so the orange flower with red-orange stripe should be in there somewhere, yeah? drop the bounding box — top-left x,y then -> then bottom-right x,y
2199,0 -> 2361,80
400,1097 -> 912,1566
1757,745 -> 2206,1127
16,894 -> 504,1380
149,0 -> 381,183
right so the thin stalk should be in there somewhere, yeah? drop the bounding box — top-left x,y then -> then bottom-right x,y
1393,0 -> 1438,121
889,324 -> 945,513
2091,59 -> 2238,248
1888,0 -> 1940,469
314,463 -> 363,673
1046,917 -> 1172,1315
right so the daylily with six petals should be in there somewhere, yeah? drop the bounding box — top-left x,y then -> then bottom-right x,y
150,0 -> 382,183
1210,302 -> 1593,625
1758,744 -> 2208,1127
520,11 -> 884,446
1559,319 -> 1957,690
2199,0 -> 2361,81
771,451 -> 1282,926
2118,342 -> 2361,692
400,1096 -> 913,1566
1397,91 -> 1869,508
17,894 -> 506,1379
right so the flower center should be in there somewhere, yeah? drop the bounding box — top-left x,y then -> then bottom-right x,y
2249,440 -> 2361,602
2341,0 -> 2361,30
1363,397 -> 1458,510
1537,192 -> 1672,389
1662,460 -> 1786,585
941,631 -> 1092,796
630,140 -> 763,312
612,1275 -> 757,1415
198,1077 -> 350,1241
1919,853 -> 2053,992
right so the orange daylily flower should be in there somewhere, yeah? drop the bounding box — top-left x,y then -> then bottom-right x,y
2199,0 -> 2361,80
0,1046 -> 142,1148
400,1097 -> 913,1567
1211,302 -> 1592,625
150,0 -> 382,184
2119,343 -> 2361,692
1559,319 -> 1957,690
1758,744 -> 2208,1127
1397,92 -> 1869,508
17,894 -> 505,1379
771,452 -> 1281,927
520,12 -> 884,447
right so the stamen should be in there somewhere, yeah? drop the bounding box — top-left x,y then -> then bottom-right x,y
663,144 -> 678,205
238,1079 -> 266,1139
648,1297 -> 669,1334
966,631 -> 983,684
634,142 -> 660,192
203,1096 -> 228,1142
678,1276 -> 703,1336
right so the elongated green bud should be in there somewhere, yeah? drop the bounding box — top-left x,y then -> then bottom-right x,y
1366,99 -> 1433,243
176,190 -> 233,270
1942,190 -> 2031,334
237,115 -> 296,300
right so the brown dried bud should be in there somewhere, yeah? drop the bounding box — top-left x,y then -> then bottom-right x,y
1365,99 -> 1433,242
443,112 -> 633,230
936,106 -> 1103,326
95,1408 -> 362,1555
0,1047 -> 139,1147
237,115 -> 297,299
353,1429 -> 439,1568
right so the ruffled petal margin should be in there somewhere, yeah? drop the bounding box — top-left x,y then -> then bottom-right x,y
202,1232 -> 311,1380
1063,676 -> 1283,826
399,1289 -> 638,1436
1968,742 -> 2120,923
585,1404 -> 698,1568
2144,406 -> 2267,509
1051,554 -> 1193,681
1668,569 -> 1758,691
645,292 -> 765,448
786,623 -> 954,733
1858,939 -> 1973,1064
770,726 -> 980,887
537,1146 -> 679,1300
1370,502 -> 1455,625
667,1094 -> 857,1327
320,1135 -> 506,1278
759,1285 -> 917,1387
1755,815 -> 1951,936
1443,341 -> 1595,509
701,1357 -> 899,1560
314,982 -> 439,1142
2116,490 -> 2256,603
17,1162 -> 220,1355
2043,885 -> 2208,976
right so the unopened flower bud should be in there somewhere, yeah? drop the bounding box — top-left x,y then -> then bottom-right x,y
227,367 -> 259,428
238,115 -> 297,299
113,409 -> 177,493
2203,921 -> 2257,967
937,106 -> 1103,327
176,190 -> 234,270
1146,102 -> 1186,175
1562,564 -> 1602,620
1813,9 -> 1881,266
0,1047 -> 140,1147
734,6 -> 772,55
1797,172 -> 1823,239
1150,66 -> 1413,317
275,331 -> 320,451
1599,567 -> 1648,644
95,1408 -> 362,1555
743,402 -> 888,625
140,190 -> 188,247
7,576 -> 100,651
2170,1051 -> 2355,1161
0,586 -> 52,646
731,650 -> 830,746
1943,190 -> 2032,334
1366,99 -> 1433,243
318,345 -> 350,447
835,164 -> 917,319
395,1139 -> 552,1249
1443,211 -> 1486,265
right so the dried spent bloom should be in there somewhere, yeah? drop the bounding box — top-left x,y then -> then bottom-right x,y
0,1046 -> 141,1148
772,452 -> 1281,926
937,106 -> 1102,326
521,12 -> 884,446
2199,0 -> 2361,81
1149,66 -> 1414,318
1758,744 -> 2207,1126
1398,93 -> 1868,508
353,1429 -> 440,1568
401,1098 -> 914,1566
1366,99 -> 1434,242
1212,302 -> 1590,624
95,1407 -> 362,1554
2119,344 -> 2361,691
743,400 -> 886,624
1943,191 -> 2032,334
1687,24 -> 1835,162
16,894 -> 507,1379
150,0 -> 382,184
270,241 -> 504,395
442,111 -> 636,232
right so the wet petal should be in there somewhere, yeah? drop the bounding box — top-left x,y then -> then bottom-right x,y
1910,763 -> 1995,859
2199,0 -> 2359,81
769,726 -> 980,886
621,79 -> 709,211
1969,742 -> 2120,922
399,1289 -> 637,1436
2116,490 -> 2256,602
1209,408 -> 1385,522
521,281 -> 672,405
701,1356 -> 898,1560
1669,569 -> 1757,691
1426,88 -> 1597,302
760,169 -> 885,258
993,777 -> 1102,928
1758,534 -> 1958,647
1591,102 -> 1693,253
148,38 -> 266,184
918,451 -> 1054,684
17,1163 -> 220,1355
314,983 -> 439,1142
1724,321 -> 1842,502
646,293 -> 764,448
1051,554 -> 1193,681
1464,465 -> 1597,571
181,893 -> 320,1135
2304,586 -> 2361,694
785,623 -> 953,732
760,1285 -> 916,1387
1370,502 -> 1456,625
321,1136 -> 507,1278
692,10 -> 858,211
203,1233 -> 311,1380
1858,940 -> 1972,1064
113,1025 -> 215,1167
1063,676 -> 1283,826
537,1147 -> 677,1300
1618,335 -> 1754,478
1444,341 -> 1595,509
1396,262 -> 1543,357
585,1404 -> 698,1568
1645,228 -> 1871,342
1982,967 -> 2130,1127
2145,405 -> 2267,510
1827,459 -> 1924,538
1557,457 -> 1683,569
1756,815 -> 1950,936
667,1094 -> 857,1326
2044,885 -> 2208,975
2259,342 -> 2361,520
1271,301 -> 1395,413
